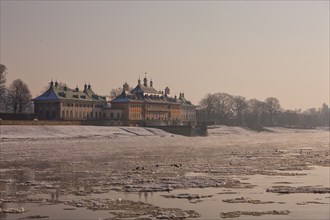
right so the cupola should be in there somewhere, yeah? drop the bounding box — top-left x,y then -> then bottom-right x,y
123,82 -> 129,91
143,77 -> 148,87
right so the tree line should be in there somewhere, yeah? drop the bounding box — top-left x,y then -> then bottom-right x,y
0,64 -> 33,114
198,92 -> 329,130
1,62 -> 329,128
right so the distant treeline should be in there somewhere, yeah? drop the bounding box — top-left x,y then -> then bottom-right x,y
197,93 -> 329,130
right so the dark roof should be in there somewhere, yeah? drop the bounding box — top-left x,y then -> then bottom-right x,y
131,84 -> 159,94
111,90 -> 170,104
111,78 -> 194,106
33,84 -> 106,102
178,96 -> 193,106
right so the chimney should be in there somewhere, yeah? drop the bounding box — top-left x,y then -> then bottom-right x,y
165,87 -> 170,95
150,79 -> 153,87
88,83 -> 91,89
75,86 -> 79,92
84,83 -> 87,90
55,81 -> 58,87
138,78 -> 141,85
50,80 -> 54,87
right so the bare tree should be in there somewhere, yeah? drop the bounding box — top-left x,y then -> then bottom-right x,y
110,87 -> 124,99
246,99 -> 266,130
110,86 -> 133,100
319,103 -> 329,126
213,93 -> 234,124
279,110 -> 299,127
232,96 -> 247,126
0,64 -> 7,112
199,93 -> 216,121
265,97 -> 281,126
7,79 -> 32,113
0,64 -> 6,87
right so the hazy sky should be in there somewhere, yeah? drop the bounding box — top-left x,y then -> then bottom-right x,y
1,1 -> 329,110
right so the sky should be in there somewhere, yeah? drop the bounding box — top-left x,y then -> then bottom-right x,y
0,1 -> 329,110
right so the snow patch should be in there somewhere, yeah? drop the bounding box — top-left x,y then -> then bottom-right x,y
0,125 -> 173,140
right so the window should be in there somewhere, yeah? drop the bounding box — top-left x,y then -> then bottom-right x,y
110,113 -> 114,118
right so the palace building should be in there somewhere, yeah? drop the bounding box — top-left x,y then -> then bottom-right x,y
33,76 -> 196,126
33,81 -> 108,120
111,77 -> 196,126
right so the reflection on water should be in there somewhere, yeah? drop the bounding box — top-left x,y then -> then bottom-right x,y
1,202 -> 112,220
2,166 -> 329,219
0,181 -> 31,196
50,189 -> 60,201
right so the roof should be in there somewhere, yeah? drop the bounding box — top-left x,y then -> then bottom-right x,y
111,90 -> 169,104
112,79 -> 168,104
112,81 -> 191,106
33,84 -> 106,102
178,96 -> 193,106
131,84 -> 159,95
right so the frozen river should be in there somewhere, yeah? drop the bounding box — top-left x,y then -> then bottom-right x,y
0,125 -> 329,219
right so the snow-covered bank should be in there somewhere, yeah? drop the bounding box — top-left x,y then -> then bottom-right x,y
0,125 -> 173,140
207,125 -> 328,136
0,125 -> 328,140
